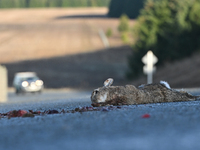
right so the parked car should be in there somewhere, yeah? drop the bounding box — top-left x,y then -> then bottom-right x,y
13,72 -> 44,94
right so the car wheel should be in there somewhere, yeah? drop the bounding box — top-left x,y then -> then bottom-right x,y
16,88 -> 23,95
38,90 -> 42,94
16,89 -> 20,94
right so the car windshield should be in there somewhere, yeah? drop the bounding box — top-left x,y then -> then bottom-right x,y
21,77 -> 39,81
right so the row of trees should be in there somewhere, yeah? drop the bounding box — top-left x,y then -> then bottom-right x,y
0,0 -> 110,8
127,0 -> 200,78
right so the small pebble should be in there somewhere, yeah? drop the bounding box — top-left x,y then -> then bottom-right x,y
47,110 -> 59,114
101,108 -> 109,112
87,107 -> 94,111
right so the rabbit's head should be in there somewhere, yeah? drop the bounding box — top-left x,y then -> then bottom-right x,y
91,78 -> 114,105
91,87 -> 109,104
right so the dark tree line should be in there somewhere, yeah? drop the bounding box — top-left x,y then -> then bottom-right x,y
0,0 -> 110,8
108,0 -> 145,19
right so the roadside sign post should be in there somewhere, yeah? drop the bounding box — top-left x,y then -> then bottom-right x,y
142,50 -> 158,84
0,65 -> 7,102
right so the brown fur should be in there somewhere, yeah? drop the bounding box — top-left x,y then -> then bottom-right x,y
91,82 -> 199,106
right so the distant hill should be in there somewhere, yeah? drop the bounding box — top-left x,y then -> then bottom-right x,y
1,8 -> 200,89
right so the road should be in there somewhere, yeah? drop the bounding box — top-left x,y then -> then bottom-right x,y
2,89 -> 91,113
0,89 -> 200,150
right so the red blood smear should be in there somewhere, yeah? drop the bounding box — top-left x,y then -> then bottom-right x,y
142,114 -> 150,118
8,110 -> 28,117
18,110 -> 28,117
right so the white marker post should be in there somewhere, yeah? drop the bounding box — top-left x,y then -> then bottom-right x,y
0,65 -> 7,102
142,50 -> 158,84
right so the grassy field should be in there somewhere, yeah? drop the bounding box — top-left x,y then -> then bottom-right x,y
0,8 -> 135,63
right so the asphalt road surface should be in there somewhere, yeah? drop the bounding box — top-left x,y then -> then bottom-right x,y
1,89 -> 200,150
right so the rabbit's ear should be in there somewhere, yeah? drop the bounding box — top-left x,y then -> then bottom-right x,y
104,78 -> 114,87
160,81 -> 171,89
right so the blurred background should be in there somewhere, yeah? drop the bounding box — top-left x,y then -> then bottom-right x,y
0,0 -> 200,91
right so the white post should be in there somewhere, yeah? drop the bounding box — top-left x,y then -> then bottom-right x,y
0,65 -> 7,102
147,71 -> 152,84
142,50 -> 158,84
